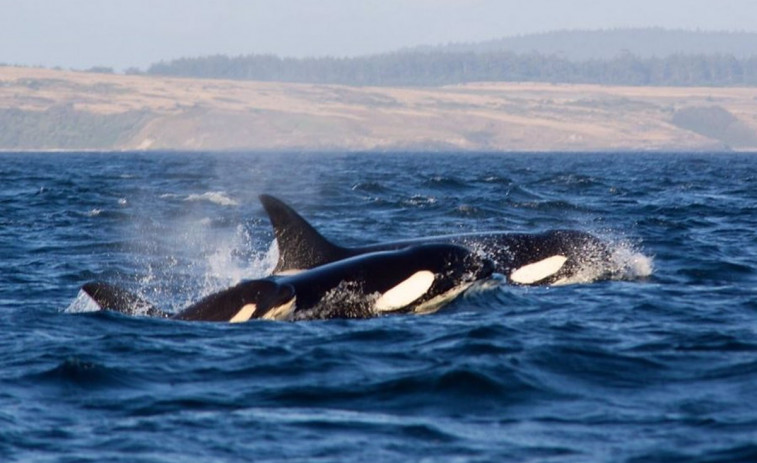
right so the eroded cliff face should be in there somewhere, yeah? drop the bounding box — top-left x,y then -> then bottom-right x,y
2,66 -> 756,152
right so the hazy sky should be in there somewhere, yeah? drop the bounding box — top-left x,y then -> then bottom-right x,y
2,0 -> 756,70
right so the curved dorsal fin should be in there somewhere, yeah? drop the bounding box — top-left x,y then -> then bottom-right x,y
81,281 -> 169,318
259,194 -> 348,273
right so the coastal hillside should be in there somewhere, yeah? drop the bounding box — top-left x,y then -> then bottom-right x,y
2,66 -> 757,152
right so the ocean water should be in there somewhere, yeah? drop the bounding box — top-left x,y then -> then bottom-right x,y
1,151 -> 756,462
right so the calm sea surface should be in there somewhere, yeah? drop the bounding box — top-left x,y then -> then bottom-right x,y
1,151 -> 756,462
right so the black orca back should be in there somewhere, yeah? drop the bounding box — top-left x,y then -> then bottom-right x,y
174,279 -> 295,322
259,194 -> 613,285
82,279 -> 297,322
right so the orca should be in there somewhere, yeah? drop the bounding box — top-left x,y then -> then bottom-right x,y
77,243 -> 494,322
260,194 -> 613,286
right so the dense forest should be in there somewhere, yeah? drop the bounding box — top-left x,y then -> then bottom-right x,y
143,29 -> 757,87
416,29 -> 757,60
146,50 -> 757,87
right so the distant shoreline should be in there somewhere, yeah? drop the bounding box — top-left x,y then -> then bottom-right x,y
2,149 -> 753,156
2,66 -> 757,152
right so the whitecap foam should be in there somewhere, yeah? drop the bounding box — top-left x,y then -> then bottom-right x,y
185,191 -> 239,207
293,281 -> 377,320
555,235 -> 654,285
610,244 -> 654,280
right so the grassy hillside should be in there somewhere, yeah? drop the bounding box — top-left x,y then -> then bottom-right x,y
2,66 -> 757,152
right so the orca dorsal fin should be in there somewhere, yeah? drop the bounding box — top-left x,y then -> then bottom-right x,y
259,194 -> 348,274
81,281 -> 170,318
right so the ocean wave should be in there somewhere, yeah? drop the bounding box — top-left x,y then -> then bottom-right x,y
28,357 -> 141,389
259,363 -> 538,413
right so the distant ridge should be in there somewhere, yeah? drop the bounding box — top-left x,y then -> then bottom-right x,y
412,28 -> 757,60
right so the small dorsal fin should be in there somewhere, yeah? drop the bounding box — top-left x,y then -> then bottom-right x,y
81,281 -> 169,318
259,194 -> 348,273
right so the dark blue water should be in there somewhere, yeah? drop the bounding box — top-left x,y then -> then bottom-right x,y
1,151 -> 756,462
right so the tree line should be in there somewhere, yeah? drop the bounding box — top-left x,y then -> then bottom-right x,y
145,50 -> 757,87
424,29 -> 757,61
